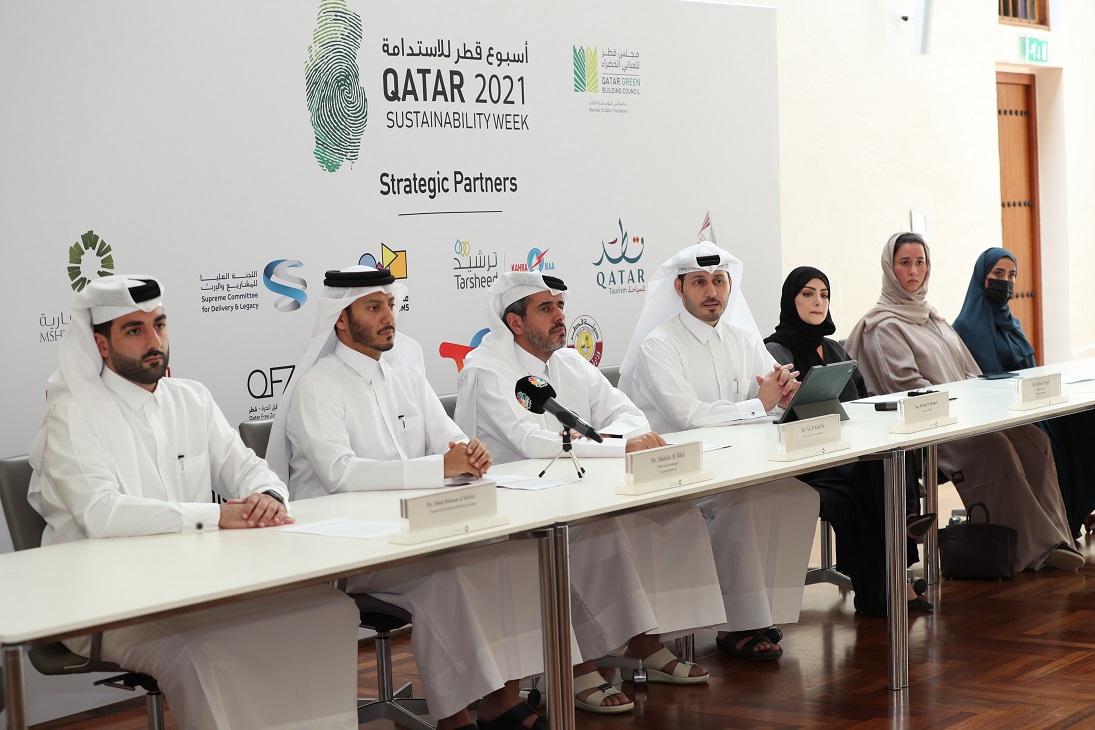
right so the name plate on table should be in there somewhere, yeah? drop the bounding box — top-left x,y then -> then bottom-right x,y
1009,373 -> 1068,411
889,391 -> 958,434
390,482 -> 509,545
768,414 -> 849,462
617,441 -> 712,496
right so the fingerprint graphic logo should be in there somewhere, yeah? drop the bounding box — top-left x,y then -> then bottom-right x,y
263,259 -> 308,312
67,230 -> 115,292
306,0 -> 368,172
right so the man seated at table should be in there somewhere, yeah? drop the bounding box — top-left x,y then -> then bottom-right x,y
267,265 -> 547,730
456,272 -> 726,713
618,243 -> 822,650
28,275 -> 359,730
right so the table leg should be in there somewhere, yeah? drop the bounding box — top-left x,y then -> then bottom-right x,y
3,644 -> 27,730
923,444 -> 940,585
537,525 -> 574,730
884,450 -> 909,690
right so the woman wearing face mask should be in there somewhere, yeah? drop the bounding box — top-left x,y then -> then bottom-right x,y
953,248 -> 1095,537
846,233 -> 1082,573
765,267 -> 933,616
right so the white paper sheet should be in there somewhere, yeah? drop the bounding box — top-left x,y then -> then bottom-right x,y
279,518 -> 400,539
490,474 -> 581,491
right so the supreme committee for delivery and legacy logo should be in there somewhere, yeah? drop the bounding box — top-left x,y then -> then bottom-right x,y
263,259 -> 308,312
306,0 -> 368,172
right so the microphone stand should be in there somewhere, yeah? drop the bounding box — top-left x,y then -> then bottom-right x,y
539,429 -> 586,479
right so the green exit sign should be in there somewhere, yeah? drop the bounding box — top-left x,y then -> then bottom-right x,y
1023,36 -> 1049,64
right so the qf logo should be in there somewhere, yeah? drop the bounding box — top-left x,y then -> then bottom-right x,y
248,366 -> 295,399
263,259 -> 308,312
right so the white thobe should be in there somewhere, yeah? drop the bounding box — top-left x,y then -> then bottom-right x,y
457,340 -> 726,658
626,312 -> 775,434
33,369 -> 358,730
287,342 -> 546,718
458,345 -> 648,463
623,312 -> 820,631
286,342 -> 465,499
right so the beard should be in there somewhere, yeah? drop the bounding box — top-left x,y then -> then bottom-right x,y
683,295 -> 726,324
526,323 -> 566,356
108,344 -> 169,385
347,312 -> 395,353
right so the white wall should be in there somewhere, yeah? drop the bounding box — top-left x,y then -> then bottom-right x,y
732,0 -> 1094,358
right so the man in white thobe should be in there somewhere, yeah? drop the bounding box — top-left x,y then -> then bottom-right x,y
456,272 -> 726,713
28,275 -> 359,730
267,265 -> 546,730
619,242 -> 820,659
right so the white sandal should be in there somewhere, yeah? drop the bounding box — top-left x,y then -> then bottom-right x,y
631,647 -> 709,685
573,670 -> 634,714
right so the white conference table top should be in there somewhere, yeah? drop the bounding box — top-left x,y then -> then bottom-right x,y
3,359 -> 1094,648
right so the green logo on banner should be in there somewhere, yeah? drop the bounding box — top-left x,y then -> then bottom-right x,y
305,0 -> 368,172
67,230 -> 115,292
573,46 -> 598,93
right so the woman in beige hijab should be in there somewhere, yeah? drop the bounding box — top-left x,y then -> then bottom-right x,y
845,232 -> 1080,573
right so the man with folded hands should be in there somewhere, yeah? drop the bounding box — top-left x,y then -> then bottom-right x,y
268,265 -> 547,730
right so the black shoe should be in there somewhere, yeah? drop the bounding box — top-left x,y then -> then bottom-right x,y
908,596 -> 933,612
906,513 -> 937,539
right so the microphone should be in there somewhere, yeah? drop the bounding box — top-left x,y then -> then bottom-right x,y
515,376 -> 604,443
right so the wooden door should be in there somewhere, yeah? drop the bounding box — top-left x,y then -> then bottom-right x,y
996,72 -> 1043,362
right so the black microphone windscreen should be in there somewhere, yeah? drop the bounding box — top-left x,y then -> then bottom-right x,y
515,375 -> 556,414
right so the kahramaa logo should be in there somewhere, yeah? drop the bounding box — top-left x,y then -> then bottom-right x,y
306,0 -> 368,172
568,315 -> 604,366
67,230 -> 115,292
573,46 -> 599,93
510,247 -> 555,273
263,260 -> 308,312
592,218 -> 646,294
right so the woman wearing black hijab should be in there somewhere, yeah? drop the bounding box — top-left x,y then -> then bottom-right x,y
765,267 -> 932,614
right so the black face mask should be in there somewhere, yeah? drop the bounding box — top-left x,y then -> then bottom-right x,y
984,277 -> 1014,305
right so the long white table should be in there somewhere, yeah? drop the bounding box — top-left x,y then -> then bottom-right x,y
4,359 -> 1095,729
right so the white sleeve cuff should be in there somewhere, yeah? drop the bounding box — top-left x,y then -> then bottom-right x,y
181,503 -> 222,532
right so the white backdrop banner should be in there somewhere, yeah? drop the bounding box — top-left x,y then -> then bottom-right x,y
2,0 -> 778,720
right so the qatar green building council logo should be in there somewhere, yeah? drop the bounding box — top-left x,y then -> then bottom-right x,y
573,46 -> 598,93
68,230 -> 115,292
305,0 -> 368,172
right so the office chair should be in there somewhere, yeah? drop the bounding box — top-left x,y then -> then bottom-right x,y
0,455 -> 165,729
438,394 -> 458,420
238,418 -> 274,459
235,423 -> 434,727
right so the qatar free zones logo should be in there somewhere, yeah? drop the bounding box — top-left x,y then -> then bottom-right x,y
305,0 -> 368,172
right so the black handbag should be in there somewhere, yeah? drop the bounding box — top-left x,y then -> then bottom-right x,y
939,502 -> 1017,580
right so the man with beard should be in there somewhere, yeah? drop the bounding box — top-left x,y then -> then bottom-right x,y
268,266 -> 550,730
29,275 -> 360,729
456,272 -> 725,714
618,243 -> 820,654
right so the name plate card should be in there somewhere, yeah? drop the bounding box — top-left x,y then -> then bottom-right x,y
1009,373 -> 1068,411
617,441 -> 712,496
768,414 -> 849,462
889,391 -> 958,434
390,482 -> 509,545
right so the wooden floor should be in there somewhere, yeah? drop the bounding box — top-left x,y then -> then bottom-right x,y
30,490 -> 1095,729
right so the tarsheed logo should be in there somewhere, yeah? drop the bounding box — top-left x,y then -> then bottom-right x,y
306,0 -> 368,172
